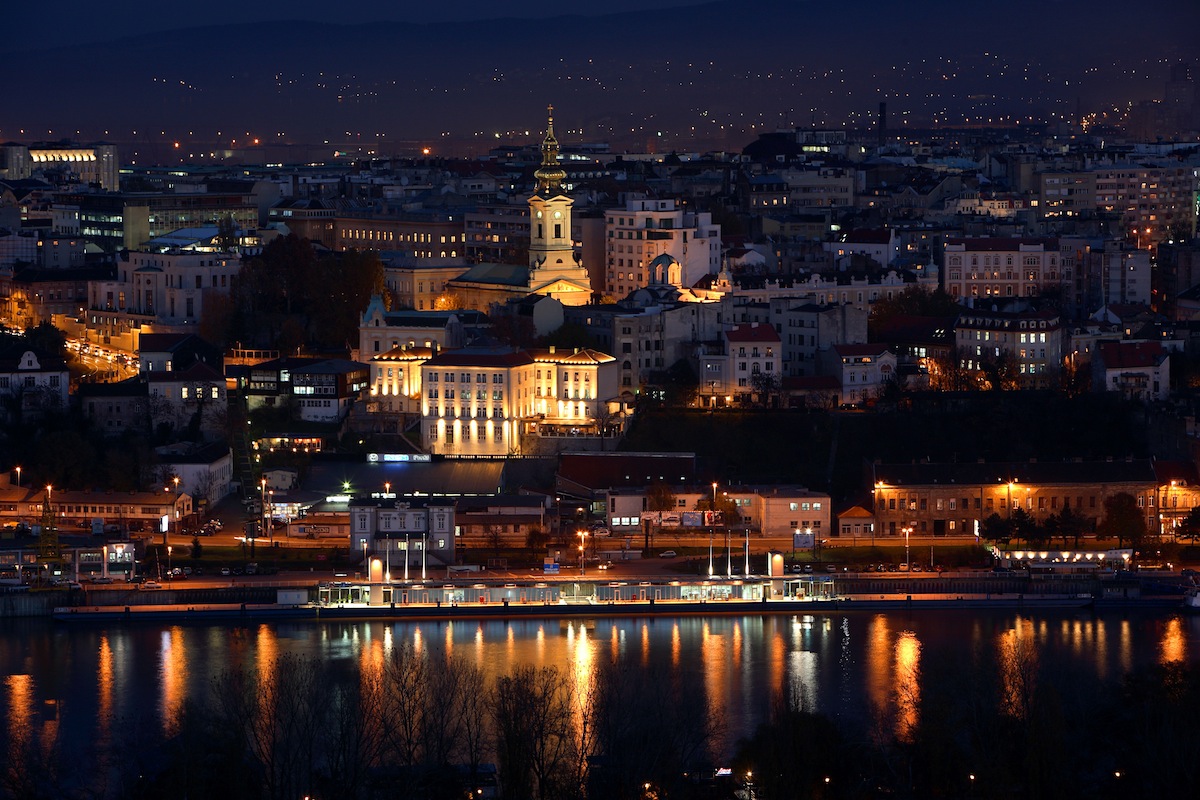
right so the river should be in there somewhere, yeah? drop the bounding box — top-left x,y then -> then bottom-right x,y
2,609 -> 1198,763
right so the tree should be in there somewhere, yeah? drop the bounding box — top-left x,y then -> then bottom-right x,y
749,370 -> 782,408
695,490 -> 741,528
980,513 -> 1012,547
1178,506 -> 1200,543
215,213 -> 239,252
1051,505 -> 1088,548
867,285 -> 961,339
1097,492 -> 1147,550
979,349 -> 1021,391
645,482 -> 677,550
1009,507 -> 1043,546
191,536 -> 202,560
491,666 -> 576,800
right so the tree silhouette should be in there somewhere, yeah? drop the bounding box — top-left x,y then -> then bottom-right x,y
1098,492 -> 1147,550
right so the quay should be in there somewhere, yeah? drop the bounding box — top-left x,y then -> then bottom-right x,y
44,574 -> 1113,623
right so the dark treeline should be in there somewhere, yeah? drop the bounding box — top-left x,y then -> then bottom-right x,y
3,642 -> 1199,800
208,233 -> 387,353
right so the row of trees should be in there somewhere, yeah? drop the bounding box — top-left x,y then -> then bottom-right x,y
978,491 -> 1154,550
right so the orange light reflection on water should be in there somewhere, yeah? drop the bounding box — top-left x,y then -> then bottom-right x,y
98,635 -> 114,738
1159,617 -> 1185,664
6,673 -> 33,753
866,615 -> 891,715
998,618 -> 1037,720
160,627 -> 188,737
894,631 -> 921,742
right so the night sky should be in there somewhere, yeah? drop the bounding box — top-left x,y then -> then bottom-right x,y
7,0 -> 710,45
1,0 -> 1193,153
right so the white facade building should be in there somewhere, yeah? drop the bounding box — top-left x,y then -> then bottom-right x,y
603,197 -> 721,297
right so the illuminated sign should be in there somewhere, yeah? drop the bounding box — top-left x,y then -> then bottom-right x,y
367,453 -> 432,463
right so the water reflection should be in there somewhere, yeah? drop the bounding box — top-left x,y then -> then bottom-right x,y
1160,617 -> 1186,664
866,614 -> 891,716
998,618 -> 1037,719
6,673 -> 33,756
894,631 -> 921,741
160,627 -> 188,736
2,611 -> 1199,764
97,635 -> 113,739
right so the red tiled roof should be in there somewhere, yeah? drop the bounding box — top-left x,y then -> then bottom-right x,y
725,323 -> 781,343
423,350 -> 534,368
1096,341 -> 1166,369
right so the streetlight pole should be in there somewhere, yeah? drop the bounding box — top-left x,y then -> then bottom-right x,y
14,466 -> 19,489
167,545 -> 173,588
404,531 -> 410,581
260,478 -> 268,546
172,475 -> 180,544
744,527 -> 750,576
725,497 -> 732,578
903,525 -> 911,570
577,529 -> 587,575
709,482 -> 717,577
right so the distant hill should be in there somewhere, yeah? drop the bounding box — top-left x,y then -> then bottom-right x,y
1,0 -> 1194,153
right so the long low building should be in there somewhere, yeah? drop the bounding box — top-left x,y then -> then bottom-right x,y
869,459 -> 1158,538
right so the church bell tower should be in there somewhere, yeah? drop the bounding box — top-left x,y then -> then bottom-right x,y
529,106 -> 578,275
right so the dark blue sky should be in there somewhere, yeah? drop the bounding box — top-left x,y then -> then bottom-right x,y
7,0 -> 710,45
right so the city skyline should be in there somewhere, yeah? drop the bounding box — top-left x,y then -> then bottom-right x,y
1,0 -> 1196,159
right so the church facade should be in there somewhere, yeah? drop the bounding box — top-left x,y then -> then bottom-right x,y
446,107 -> 593,311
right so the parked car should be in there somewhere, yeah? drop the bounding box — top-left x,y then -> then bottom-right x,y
220,567 -> 231,577
142,580 -> 162,589
658,550 -> 677,559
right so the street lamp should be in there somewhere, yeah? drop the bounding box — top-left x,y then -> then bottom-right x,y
903,525 -> 912,571
709,482 -> 717,577
578,529 -> 588,575
725,493 -> 732,578
14,466 -> 20,488
404,529 -> 410,582
167,545 -> 173,588
260,478 -> 268,546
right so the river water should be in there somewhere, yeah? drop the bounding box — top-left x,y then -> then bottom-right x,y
2,609 -> 1198,762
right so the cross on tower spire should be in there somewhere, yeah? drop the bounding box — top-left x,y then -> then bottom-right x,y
535,103 -> 566,193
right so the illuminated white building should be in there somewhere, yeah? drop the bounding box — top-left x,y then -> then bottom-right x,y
420,345 -> 618,457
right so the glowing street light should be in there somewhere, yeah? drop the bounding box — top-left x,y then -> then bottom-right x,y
709,482 -> 717,577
